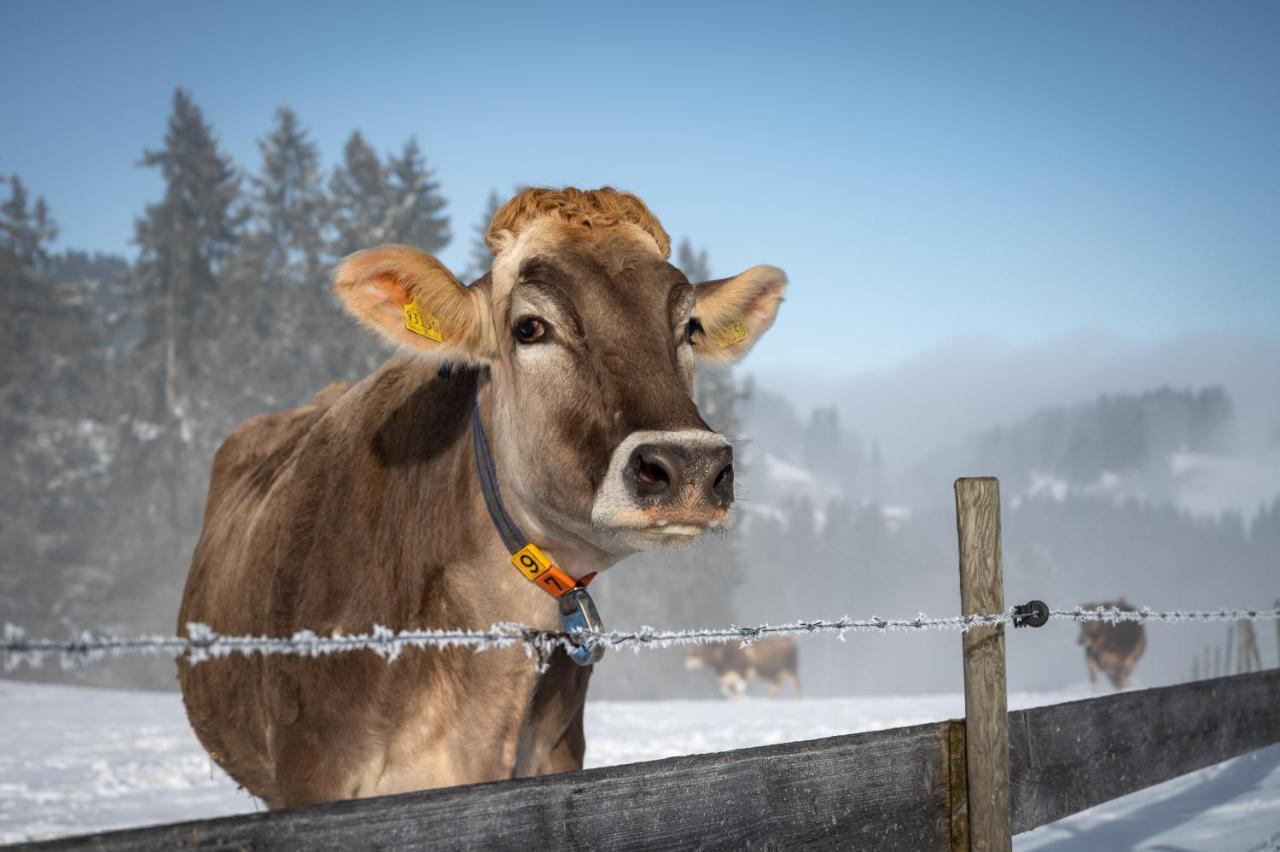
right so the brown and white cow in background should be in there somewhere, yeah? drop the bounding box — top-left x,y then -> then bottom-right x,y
686,637 -> 800,699
177,187 -> 786,808
1078,599 -> 1147,689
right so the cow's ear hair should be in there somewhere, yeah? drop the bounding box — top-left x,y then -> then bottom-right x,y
691,265 -> 787,364
333,245 -> 496,362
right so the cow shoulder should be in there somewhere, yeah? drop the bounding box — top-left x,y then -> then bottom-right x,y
206,381 -> 351,522
266,358 -> 483,630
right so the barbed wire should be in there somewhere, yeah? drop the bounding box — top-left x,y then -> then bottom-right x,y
4,605 -> 1277,672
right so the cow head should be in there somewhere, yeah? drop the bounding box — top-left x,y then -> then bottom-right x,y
334,187 -> 785,566
685,644 -> 729,671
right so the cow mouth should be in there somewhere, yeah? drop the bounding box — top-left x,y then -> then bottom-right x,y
650,520 -> 712,536
591,509 -> 729,551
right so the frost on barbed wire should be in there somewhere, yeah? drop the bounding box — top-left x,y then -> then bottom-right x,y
4,605 -> 1279,670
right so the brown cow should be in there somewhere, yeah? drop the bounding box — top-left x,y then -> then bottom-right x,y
686,637 -> 800,699
1078,599 -> 1147,689
177,187 -> 786,807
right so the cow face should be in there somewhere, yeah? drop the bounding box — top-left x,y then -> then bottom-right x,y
335,188 -> 785,562
685,644 -> 728,671
1078,621 -> 1106,651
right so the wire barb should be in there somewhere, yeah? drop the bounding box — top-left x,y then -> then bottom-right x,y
3,605 -> 1278,670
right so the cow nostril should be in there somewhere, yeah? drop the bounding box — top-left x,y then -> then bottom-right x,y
631,447 -> 680,497
711,463 -> 734,505
637,458 -> 670,491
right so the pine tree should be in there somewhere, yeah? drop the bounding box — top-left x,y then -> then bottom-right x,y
384,137 -> 450,251
676,238 -> 710,283
251,107 -> 328,280
328,131 -> 389,257
0,175 -> 58,266
462,189 -> 502,281
134,88 -> 245,418
0,183 -> 124,642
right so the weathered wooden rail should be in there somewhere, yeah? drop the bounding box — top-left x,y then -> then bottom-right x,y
14,668 -> 1279,852
9,477 -> 1278,850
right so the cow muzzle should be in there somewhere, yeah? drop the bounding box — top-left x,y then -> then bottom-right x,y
591,429 -> 734,546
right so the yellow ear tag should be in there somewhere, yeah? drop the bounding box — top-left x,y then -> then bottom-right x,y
404,302 -> 443,342
716,321 -> 749,348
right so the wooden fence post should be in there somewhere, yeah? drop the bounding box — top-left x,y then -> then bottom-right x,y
1239,621 -> 1260,674
1225,624 -> 1234,675
955,477 -> 1012,852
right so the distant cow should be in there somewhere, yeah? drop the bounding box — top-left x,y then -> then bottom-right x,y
177,187 -> 786,808
1078,599 -> 1147,689
686,637 -> 800,699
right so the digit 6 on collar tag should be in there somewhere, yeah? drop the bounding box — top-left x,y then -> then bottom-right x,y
559,587 -> 605,666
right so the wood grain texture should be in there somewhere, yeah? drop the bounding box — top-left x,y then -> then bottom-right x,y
954,477 -> 1011,852
17,723 -> 953,852
1009,667 -> 1280,833
947,720 -> 969,852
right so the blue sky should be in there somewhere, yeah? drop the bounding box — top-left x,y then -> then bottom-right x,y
3,0 -> 1278,374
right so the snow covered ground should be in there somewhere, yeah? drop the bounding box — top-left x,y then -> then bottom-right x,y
2,680 -> 1278,848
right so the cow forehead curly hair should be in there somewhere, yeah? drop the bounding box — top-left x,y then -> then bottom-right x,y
485,187 -> 672,259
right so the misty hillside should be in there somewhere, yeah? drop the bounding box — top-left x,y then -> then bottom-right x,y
968,386 -> 1233,483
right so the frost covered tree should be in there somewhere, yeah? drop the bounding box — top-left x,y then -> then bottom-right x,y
0,175 -> 58,267
384,137 -> 449,251
134,88 -> 245,418
250,107 -> 328,282
0,184 -> 125,643
328,132 -> 389,257
235,107 -> 345,397
330,132 -> 450,256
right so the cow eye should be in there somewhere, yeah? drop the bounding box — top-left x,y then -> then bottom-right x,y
684,318 -> 704,346
514,316 -> 547,344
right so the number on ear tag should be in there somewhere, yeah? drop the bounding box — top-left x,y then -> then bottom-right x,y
404,303 -> 443,342
716,321 -> 748,348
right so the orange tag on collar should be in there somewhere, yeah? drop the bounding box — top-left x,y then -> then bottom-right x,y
535,566 -> 577,597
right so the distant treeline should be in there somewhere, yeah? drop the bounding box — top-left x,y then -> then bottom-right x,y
0,90 -> 746,690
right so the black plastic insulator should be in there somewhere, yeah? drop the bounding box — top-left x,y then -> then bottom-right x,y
1013,600 -> 1051,628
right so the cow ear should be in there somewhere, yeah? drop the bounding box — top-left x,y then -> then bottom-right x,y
691,265 -> 787,364
334,245 -> 496,362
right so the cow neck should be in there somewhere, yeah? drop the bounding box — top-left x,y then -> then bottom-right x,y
463,365 -> 605,667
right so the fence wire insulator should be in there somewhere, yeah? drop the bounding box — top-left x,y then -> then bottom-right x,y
1013,600 -> 1051,628
3,605 -> 1279,670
